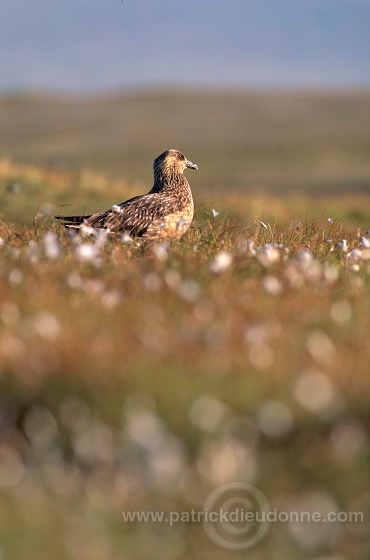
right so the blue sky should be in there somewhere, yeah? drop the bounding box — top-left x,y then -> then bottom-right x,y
1,0 -> 369,92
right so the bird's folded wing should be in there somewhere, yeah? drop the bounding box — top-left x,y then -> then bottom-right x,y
102,193 -> 174,234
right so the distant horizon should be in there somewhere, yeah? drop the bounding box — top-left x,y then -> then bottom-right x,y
1,82 -> 370,99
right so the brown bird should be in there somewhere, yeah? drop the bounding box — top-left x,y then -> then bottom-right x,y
54,149 -> 198,239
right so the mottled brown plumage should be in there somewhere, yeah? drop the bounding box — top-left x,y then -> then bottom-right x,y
54,149 -> 198,239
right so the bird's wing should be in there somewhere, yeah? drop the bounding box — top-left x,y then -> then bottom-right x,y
100,193 -> 176,234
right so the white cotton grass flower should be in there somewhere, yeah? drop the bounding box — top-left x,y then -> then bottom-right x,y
43,232 -> 61,259
189,394 -> 228,433
143,272 -> 162,292
259,221 -> 268,229
176,218 -> 190,234
293,370 -> 343,417
322,263 -> 339,284
178,279 -> 201,303
67,272 -> 83,289
256,243 -> 281,266
32,311 -> 60,340
330,300 -> 352,325
79,223 -> 95,237
8,269 -> 24,285
284,491 -> 340,550
296,248 -> 313,264
359,236 -> 370,248
101,289 -> 121,310
210,251 -> 233,273
306,330 -> 336,367
211,209 -> 220,218
255,400 -> 294,439
75,243 -> 99,262
347,249 -> 363,261
121,231 -> 132,243
152,242 -> 169,262
262,275 -> 283,296
337,239 -> 347,252
94,228 -> 109,249
327,218 -> 334,224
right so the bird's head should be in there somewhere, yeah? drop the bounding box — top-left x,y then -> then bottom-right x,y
154,149 -> 198,175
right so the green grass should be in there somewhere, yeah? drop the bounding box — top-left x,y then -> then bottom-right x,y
0,160 -> 369,560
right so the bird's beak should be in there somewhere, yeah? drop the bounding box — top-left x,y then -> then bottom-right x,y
185,159 -> 198,171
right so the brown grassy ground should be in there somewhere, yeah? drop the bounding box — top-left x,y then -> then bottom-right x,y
0,159 -> 369,560
0,90 -> 369,559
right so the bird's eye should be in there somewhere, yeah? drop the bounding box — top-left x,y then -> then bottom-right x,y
178,154 -> 184,160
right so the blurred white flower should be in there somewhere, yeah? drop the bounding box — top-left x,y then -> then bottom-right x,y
198,439 -> 258,484
293,370 -> 339,415
101,289 -> 121,310
67,272 -> 82,289
285,491 -> 340,550
262,275 -> 283,296
176,218 -> 190,233
296,248 -> 313,264
306,330 -> 336,366
347,249 -> 362,260
327,218 -> 334,224
211,209 -> 220,218
152,242 -> 169,262
359,236 -> 370,248
255,400 -> 294,439
337,239 -> 347,252
32,311 -> 60,340
178,279 -> 201,303
75,243 -> 99,262
143,272 -> 162,292
257,243 -> 281,266
259,221 -> 268,229
43,231 -> 61,259
189,394 -> 228,432
322,263 -> 339,284
210,251 -> 233,273
8,269 -> 23,285
79,223 -> 95,237
330,300 -> 352,324
94,228 -> 109,248
121,231 -> 132,243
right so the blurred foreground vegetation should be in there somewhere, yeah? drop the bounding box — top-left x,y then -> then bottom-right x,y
0,90 -> 369,559
0,160 -> 369,560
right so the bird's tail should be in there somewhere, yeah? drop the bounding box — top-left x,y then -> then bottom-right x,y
53,214 -> 92,227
